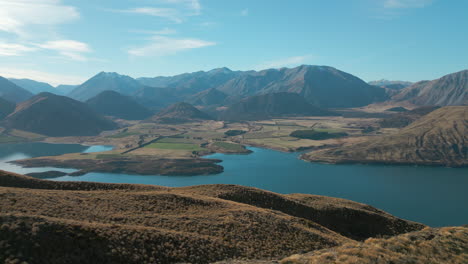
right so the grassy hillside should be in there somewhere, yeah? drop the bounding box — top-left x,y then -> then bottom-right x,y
305,106 -> 468,167
0,170 -> 424,263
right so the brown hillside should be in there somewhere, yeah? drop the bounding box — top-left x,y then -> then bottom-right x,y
0,170 -> 423,264
281,226 -> 468,264
304,106 -> 468,167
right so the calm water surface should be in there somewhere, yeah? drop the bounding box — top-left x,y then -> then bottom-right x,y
1,143 -> 467,227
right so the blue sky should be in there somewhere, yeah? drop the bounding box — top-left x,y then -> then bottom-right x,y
0,0 -> 467,85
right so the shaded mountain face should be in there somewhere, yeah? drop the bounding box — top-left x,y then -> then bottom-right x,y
0,170 -> 424,264
4,92 -> 117,137
393,70 -> 468,106
69,72 -> 144,101
369,79 -> 413,90
0,97 -> 15,120
86,90 -> 153,120
8,78 -> 58,95
220,92 -> 335,121
0,77 -> 34,103
305,106 -> 468,167
186,88 -> 228,106
218,66 -> 389,108
131,86 -> 180,111
56,84 -> 78,95
138,67 -> 243,96
148,102 -> 212,123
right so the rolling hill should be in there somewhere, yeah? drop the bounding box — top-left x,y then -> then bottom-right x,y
3,92 -> 118,136
0,170 -> 424,264
8,78 -> 58,94
186,88 -> 228,106
148,102 -> 213,123
86,90 -> 153,120
69,72 -> 144,101
220,92 -> 335,121
304,106 -> 468,167
392,70 -> 467,106
0,77 -> 34,103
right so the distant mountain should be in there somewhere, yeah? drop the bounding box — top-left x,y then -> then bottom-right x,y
8,78 -> 58,95
148,102 -> 213,123
0,97 -> 15,120
56,84 -> 78,95
131,86 -> 180,111
305,106 -> 468,167
4,92 -> 118,137
0,77 -> 34,103
138,65 -> 388,108
220,92 -> 335,121
86,91 -> 153,120
392,70 -> 468,106
69,72 -> 144,101
369,79 -> 413,90
138,67 -> 243,96
218,65 -> 388,108
186,88 -> 228,106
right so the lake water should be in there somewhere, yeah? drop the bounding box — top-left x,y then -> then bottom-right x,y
1,143 -> 467,227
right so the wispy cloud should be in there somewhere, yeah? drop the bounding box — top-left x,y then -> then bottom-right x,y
124,7 -> 184,23
240,8 -> 249,16
255,55 -> 312,70
0,39 -> 92,61
116,0 -> 201,23
0,42 -> 37,56
130,28 -> 177,35
0,0 -> 79,37
0,67 -> 85,86
128,36 -> 215,57
383,0 -> 433,9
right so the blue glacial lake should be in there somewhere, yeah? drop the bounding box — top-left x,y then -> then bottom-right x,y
1,142 -> 467,227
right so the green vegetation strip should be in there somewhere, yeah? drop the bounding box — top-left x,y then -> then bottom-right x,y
213,142 -> 245,151
146,142 -> 205,151
290,129 -> 348,140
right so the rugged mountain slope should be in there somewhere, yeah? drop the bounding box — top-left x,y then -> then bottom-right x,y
131,86 -> 180,110
281,226 -> 468,264
0,77 -> 34,103
304,106 -> 468,167
0,97 -> 15,120
8,78 -> 58,94
3,92 -> 117,136
138,67 -> 243,96
393,70 -> 468,106
56,84 -> 78,95
218,65 -> 388,108
379,106 -> 439,128
148,102 -> 213,123
86,90 -> 152,120
69,72 -> 144,101
0,170 -> 424,264
220,92 -> 334,121
186,88 -> 228,106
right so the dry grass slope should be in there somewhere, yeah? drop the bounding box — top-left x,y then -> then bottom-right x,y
0,170 -> 424,264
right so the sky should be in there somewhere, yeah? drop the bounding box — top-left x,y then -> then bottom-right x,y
0,0 -> 467,86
